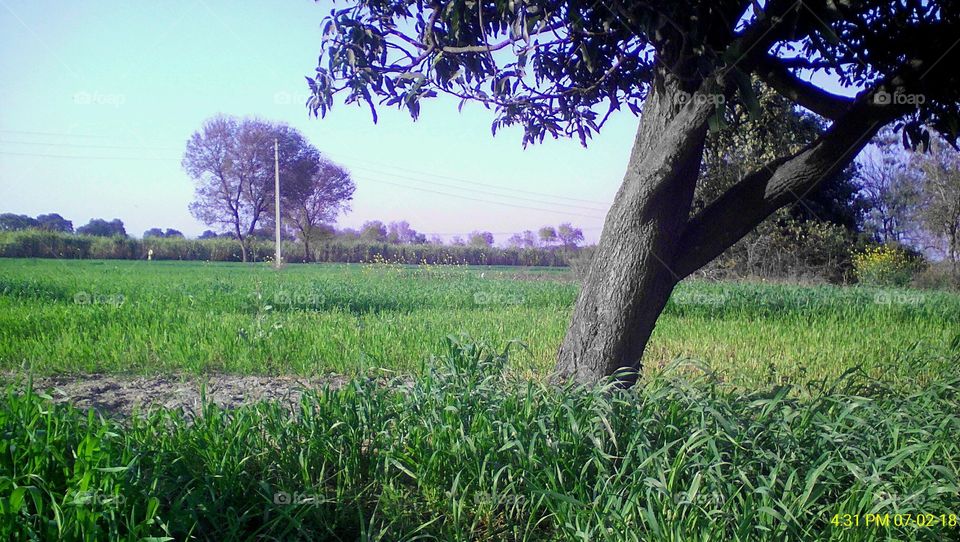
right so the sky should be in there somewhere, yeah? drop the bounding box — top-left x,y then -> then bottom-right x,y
0,0 -> 647,244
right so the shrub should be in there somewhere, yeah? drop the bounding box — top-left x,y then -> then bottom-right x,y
853,244 -> 924,287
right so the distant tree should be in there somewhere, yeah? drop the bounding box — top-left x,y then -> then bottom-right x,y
337,227 -> 360,240
279,154 -> 355,261
467,231 -> 494,247
428,234 -> 444,245
36,213 -> 73,233
507,230 -> 537,249
538,226 -> 557,247
77,218 -> 126,237
359,220 -> 388,242
914,139 -> 960,276
164,228 -> 184,238
143,228 -> 165,238
557,223 -> 585,248
387,220 -> 426,244
0,214 -> 39,231
858,130 -> 923,244
185,115 -> 313,262
198,230 -> 220,240
450,235 -> 465,246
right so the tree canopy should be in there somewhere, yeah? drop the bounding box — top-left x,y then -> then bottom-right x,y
309,1 -> 960,147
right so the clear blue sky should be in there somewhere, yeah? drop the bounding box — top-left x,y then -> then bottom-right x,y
0,0 -> 646,243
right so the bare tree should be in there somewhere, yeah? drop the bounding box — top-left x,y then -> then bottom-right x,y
858,130 -> 922,245
914,140 -> 960,277
184,116 -> 277,262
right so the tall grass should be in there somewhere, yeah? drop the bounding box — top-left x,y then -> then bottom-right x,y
2,338 -> 958,540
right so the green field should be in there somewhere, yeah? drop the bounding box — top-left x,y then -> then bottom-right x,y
1,258 -> 958,389
3,258 -> 960,540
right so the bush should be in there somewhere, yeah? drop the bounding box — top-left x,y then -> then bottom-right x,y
853,244 -> 925,287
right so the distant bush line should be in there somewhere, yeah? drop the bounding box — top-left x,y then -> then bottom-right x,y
0,230 -> 573,266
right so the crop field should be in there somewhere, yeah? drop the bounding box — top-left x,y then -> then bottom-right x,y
2,258 -> 960,540
1,258 -> 958,389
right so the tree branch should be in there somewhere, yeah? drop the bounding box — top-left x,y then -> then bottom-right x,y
674,94 -> 908,278
756,56 -> 855,120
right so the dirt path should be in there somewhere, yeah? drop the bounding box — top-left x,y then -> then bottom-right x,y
8,373 -> 354,418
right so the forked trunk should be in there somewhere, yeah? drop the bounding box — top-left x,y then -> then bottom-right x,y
555,76 -> 713,386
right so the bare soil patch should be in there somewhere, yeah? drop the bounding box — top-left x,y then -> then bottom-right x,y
7,373 -> 354,418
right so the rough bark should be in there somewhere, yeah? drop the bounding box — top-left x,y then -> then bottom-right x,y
554,74 -> 715,386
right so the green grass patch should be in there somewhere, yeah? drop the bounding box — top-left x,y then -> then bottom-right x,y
2,338 -> 959,540
1,259 -> 958,390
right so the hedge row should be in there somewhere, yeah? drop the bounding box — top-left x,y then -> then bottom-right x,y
0,230 -> 572,266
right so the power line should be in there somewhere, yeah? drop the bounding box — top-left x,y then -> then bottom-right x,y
349,164 -> 608,212
1,132 -> 613,209
0,129 -> 118,139
326,151 -> 611,206
357,175 -> 606,219
0,139 -> 182,152
0,150 -> 176,161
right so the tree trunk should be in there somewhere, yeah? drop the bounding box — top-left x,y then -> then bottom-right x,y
555,75 -> 713,386
239,237 -> 248,263
556,76 -> 892,387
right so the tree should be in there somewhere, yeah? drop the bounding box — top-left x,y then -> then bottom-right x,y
143,228 -> 165,238
310,1 -> 960,385
507,230 -> 537,249
557,223 -> 584,248
387,220 -> 426,244
77,218 -> 126,237
914,139 -> 960,277
277,139 -> 356,261
858,130 -> 923,245
184,115 -> 281,262
359,220 -> 388,242
537,226 -> 557,247
164,228 -> 185,238
198,230 -> 220,240
467,230 -> 494,247
0,214 -> 39,231
36,213 -> 73,233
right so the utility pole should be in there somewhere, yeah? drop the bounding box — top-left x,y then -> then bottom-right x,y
274,138 -> 282,268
